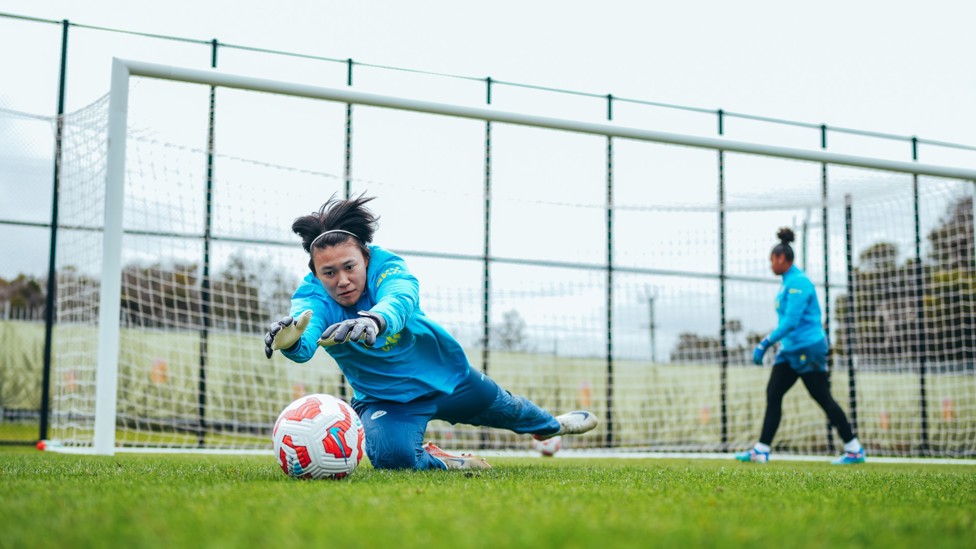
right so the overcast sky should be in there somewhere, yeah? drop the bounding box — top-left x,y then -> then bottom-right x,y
1,0 -> 974,143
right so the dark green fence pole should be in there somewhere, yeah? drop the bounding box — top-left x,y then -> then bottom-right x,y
481,77 -> 492,377
479,77 -> 493,450
344,59 -> 354,200
821,124 -> 835,453
605,93 -> 615,447
198,38 -> 219,447
40,19 -> 70,443
912,137 -> 930,455
843,194 -> 858,436
717,109 -> 729,450
335,59 -> 356,401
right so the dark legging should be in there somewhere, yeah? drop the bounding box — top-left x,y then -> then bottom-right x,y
759,361 -> 855,445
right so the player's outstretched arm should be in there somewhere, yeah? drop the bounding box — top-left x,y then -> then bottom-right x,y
264,310 -> 313,358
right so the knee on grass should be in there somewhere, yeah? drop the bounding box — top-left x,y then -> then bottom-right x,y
367,443 -> 425,470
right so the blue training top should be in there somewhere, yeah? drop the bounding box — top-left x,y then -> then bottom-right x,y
281,245 -> 469,403
768,265 -> 826,351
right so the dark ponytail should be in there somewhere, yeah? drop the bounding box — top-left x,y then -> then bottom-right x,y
771,227 -> 795,262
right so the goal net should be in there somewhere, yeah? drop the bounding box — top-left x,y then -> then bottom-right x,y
47,59 -> 976,456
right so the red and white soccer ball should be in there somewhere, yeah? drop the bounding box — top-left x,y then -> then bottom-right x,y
532,435 -> 562,457
272,394 -> 365,479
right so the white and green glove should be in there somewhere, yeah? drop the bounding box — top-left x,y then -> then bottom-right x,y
319,311 -> 385,348
264,310 -> 312,358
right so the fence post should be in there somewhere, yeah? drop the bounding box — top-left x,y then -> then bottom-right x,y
197,38 -> 219,448
821,123 -> 835,452
480,77 -> 492,450
717,109 -> 729,450
912,138 -> 930,455
843,194 -> 858,436
344,58 -> 354,200
604,93 -> 615,447
40,19 -> 70,443
336,58 -> 355,401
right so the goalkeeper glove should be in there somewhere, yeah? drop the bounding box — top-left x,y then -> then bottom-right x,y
752,337 -> 772,365
319,311 -> 385,348
264,310 -> 312,359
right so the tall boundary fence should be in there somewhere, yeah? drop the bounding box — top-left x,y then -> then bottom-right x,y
1,13 -> 975,457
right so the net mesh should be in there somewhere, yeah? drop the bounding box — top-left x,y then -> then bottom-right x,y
47,77 -> 976,457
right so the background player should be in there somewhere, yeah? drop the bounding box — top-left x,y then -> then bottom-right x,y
736,227 -> 865,465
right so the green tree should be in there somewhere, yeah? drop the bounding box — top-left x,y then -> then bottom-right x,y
492,309 -> 530,351
834,195 -> 975,363
0,274 -> 46,317
860,242 -> 898,272
928,195 -> 973,271
670,332 -> 723,364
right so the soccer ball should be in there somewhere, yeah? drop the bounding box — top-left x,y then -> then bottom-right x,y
532,435 -> 562,457
272,394 -> 365,479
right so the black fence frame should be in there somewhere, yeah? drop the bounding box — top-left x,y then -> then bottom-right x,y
1,12 -> 974,454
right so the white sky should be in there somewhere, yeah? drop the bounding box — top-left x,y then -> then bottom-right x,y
1,0 -> 974,142
1,0 -> 974,357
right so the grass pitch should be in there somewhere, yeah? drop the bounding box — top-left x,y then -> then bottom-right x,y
1,448 -> 973,548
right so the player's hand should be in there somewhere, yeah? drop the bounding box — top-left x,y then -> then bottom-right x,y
319,312 -> 385,347
264,310 -> 312,358
752,337 -> 771,365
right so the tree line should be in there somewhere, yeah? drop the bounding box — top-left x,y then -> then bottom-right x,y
1,253 -> 296,333
2,253 -> 533,347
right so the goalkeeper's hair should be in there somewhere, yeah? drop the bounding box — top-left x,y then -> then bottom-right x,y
771,227 -> 795,262
292,193 -> 379,271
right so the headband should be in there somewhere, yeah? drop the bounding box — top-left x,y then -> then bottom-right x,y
310,229 -> 359,248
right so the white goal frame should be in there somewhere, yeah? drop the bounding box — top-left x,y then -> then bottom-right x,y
93,57 -> 976,455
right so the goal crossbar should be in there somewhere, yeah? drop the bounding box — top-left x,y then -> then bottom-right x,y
113,58 -> 976,180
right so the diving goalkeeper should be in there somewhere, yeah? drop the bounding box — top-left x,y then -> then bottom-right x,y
264,194 -> 597,470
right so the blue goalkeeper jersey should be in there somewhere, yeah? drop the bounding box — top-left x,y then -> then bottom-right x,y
281,245 -> 469,403
768,265 -> 826,351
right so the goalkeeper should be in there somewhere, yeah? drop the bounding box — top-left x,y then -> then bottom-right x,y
736,227 -> 865,465
264,195 -> 597,470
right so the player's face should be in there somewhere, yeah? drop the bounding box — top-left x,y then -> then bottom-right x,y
769,253 -> 791,275
312,241 -> 369,307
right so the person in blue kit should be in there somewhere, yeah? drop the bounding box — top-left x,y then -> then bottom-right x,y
264,195 -> 598,470
736,227 -> 865,465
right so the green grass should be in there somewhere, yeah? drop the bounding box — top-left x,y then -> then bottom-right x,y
1,448 -> 974,548
0,423 -> 40,443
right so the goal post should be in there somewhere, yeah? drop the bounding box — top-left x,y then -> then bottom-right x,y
92,59 -> 131,455
58,57 -> 976,456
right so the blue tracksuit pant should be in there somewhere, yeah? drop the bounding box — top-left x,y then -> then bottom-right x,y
351,368 -> 560,470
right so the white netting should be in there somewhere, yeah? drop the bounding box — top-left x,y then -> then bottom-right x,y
51,89 -> 348,449
47,75 -> 976,457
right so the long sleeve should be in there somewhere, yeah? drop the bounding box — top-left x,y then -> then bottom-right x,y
366,257 -> 419,338
768,275 -> 814,344
281,276 -> 329,363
